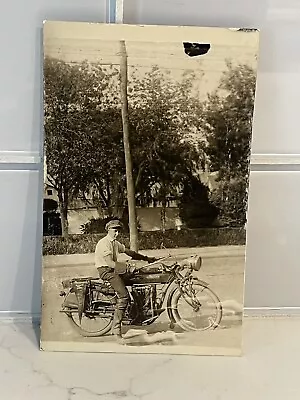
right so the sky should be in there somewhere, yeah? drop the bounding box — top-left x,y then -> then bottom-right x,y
43,22 -> 260,99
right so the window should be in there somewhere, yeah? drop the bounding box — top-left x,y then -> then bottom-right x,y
47,189 -> 53,196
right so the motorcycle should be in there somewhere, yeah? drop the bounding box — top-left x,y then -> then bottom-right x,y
59,254 -> 223,337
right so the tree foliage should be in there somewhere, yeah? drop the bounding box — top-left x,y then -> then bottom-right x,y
44,57 -> 118,236
44,54 -> 256,235
200,61 -> 257,226
127,67 -> 200,208
44,57 -> 203,235
178,176 -> 219,228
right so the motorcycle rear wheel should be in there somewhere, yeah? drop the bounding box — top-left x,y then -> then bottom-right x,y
63,288 -> 114,337
67,312 -> 113,337
168,280 -> 223,331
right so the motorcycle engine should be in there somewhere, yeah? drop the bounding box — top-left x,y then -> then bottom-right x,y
131,285 -> 156,321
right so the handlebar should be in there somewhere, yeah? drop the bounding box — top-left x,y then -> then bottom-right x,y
146,255 -> 172,267
147,255 -> 180,272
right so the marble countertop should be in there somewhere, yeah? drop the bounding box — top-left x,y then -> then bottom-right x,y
1,316 -> 299,399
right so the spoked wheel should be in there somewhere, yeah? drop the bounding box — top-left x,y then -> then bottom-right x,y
67,312 -> 113,337
64,292 -> 114,337
168,280 -> 223,331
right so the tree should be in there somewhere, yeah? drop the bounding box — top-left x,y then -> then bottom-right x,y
77,106 -> 126,218
43,57 -> 116,236
178,176 -> 219,228
44,57 -> 205,236
127,66 -> 202,228
201,61 -> 257,226
79,64 -> 204,233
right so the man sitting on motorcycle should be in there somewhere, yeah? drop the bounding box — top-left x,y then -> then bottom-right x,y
95,219 -> 157,341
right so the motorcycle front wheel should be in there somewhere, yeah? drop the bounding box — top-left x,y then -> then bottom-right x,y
168,280 -> 223,331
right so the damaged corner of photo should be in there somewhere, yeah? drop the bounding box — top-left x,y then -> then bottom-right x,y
40,22 -> 260,356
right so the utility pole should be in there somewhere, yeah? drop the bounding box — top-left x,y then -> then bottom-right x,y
119,40 -> 138,251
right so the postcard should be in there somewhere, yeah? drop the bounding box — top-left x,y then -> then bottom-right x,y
41,21 -> 259,355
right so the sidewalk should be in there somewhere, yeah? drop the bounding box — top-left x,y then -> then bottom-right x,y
43,245 -> 245,268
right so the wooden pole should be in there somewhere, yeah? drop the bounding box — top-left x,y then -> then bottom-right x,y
119,40 -> 138,251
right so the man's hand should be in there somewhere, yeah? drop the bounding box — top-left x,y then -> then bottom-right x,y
124,248 -> 159,264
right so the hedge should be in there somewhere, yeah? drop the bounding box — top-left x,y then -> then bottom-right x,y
43,227 -> 246,255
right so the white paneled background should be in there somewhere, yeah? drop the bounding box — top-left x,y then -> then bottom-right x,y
1,0 -> 299,316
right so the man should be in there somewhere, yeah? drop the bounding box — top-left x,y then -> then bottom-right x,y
95,219 -> 157,340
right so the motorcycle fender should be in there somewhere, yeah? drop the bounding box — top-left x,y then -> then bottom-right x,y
63,291 -> 78,308
192,278 -> 209,287
166,278 -> 210,323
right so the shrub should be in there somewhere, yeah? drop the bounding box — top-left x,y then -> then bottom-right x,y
43,227 -> 246,255
80,216 -> 129,234
178,176 -> 219,228
209,178 -> 249,226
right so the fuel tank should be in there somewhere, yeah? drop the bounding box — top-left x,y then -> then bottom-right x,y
124,264 -> 172,285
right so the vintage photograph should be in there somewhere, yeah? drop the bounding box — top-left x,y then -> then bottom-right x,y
40,22 -> 259,355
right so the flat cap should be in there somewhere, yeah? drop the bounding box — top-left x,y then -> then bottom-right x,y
105,219 -> 123,231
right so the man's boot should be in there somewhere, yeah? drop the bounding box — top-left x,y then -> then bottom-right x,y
110,308 -> 125,342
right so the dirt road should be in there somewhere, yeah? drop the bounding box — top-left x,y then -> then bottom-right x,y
40,246 -> 245,354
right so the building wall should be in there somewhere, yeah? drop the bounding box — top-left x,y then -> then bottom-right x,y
136,207 -> 180,231
65,206 -> 181,234
68,208 -> 100,234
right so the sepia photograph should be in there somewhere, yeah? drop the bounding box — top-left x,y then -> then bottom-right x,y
40,22 -> 259,356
